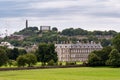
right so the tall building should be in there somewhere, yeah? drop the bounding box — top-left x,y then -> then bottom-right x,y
55,42 -> 103,62
26,20 -> 28,29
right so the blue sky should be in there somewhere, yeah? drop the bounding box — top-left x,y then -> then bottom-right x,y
0,0 -> 120,36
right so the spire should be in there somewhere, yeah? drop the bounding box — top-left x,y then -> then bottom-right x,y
26,20 -> 28,29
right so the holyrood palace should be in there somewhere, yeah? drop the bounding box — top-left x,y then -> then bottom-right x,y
55,41 -> 103,62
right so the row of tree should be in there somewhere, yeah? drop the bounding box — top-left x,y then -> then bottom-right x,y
88,33 -> 120,67
0,43 -> 58,67
62,28 -> 117,36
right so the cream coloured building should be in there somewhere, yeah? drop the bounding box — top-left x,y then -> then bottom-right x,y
55,42 -> 103,62
0,42 -> 14,49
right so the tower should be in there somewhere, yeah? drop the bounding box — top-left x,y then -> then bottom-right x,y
26,20 -> 28,29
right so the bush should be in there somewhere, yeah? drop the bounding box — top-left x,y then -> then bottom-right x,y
59,62 -> 62,66
25,53 -> 37,67
17,55 -> 26,67
66,62 -> 76,65
48,60 -> 55,66
8,60 -> 17,67
17,53 -> 37,67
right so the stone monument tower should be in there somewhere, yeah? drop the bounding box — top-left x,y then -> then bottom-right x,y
26,20 -> 28,29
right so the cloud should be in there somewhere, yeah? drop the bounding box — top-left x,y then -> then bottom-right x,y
0,0 -> 120,36
28,1 -> 80,9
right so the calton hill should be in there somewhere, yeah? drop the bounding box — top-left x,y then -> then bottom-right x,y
0,26 -> 119,67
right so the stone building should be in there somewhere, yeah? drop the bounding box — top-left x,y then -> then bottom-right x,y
40,26 -> 51,32
55,42 -> 103,62
0,42 -> 14,49
8,34 -> 24,41
25,44 -> 38,52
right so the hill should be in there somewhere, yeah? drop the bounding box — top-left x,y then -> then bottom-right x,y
3,27 -> 118,47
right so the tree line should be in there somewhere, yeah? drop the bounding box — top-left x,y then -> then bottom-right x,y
88,33 -> 120,67
0,43 -> 58,67
1,33 -> 120,67
61,28 -> 117,36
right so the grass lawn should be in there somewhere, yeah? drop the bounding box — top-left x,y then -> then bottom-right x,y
0,67 -> 120,80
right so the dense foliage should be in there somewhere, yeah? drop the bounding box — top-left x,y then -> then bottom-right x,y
88,33 -> 120,67
88,46 -> 112,66
0,48 -> 8,66
25,53 -> 37,67
17,55 -> 26,67
62,28 -> 88,36
0,43 -> 58,67
14,27 -> 39,36
3,27 -> 117,47
106,49 -> 120,67
17,53 -> 37,67
112,33 -> 120,52
61,28 -> 117,36
35,43 -> 58,65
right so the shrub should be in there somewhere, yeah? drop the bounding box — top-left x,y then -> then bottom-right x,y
48,60 -> 55,66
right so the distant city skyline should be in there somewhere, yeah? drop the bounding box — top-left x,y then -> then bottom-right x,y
0,0 -> 120,36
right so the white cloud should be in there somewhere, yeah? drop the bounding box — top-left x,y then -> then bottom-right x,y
28,1 -> 78,9
28,0 -> 102,9
0,0 -> 120,36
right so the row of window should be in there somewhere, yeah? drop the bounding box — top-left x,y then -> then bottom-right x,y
60,54 -> 88,58
60,58 -> 87,61
57,45 -> 101,48
58,48 -> 101,53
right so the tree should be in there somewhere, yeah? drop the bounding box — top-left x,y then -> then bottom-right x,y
9,40 -> 22,47
48,59 -> 55,66
61,28 -> 88,36
36,43 -> 58,65
112,33 -> 120,52
17,53 -> 37,67
48,44 -> 58,63
107,30 -> 117,36
106,49 -> 120,67
10,48 -> 19,60
25,53 -> 37,67
93,31 -> 103,35
19,49 -> 27,55
17,55 -> 26,67
0,49 -> 8,66
88,46 -> 112,66
102,46 -> 112,61
88,52 -> 101,66
62,28 -> 74,36
101,39 -> 111,47
52,27 -> 58,32
8,60 -> 17,67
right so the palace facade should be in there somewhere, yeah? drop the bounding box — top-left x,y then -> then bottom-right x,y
55,42 -> 103,62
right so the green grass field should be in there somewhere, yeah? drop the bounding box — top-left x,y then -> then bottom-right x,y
0,67 -> 120,80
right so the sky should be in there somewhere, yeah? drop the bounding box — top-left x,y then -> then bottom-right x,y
0,0 -> 120,36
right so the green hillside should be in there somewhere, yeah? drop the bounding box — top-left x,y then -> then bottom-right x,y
3,27 -> 118,47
